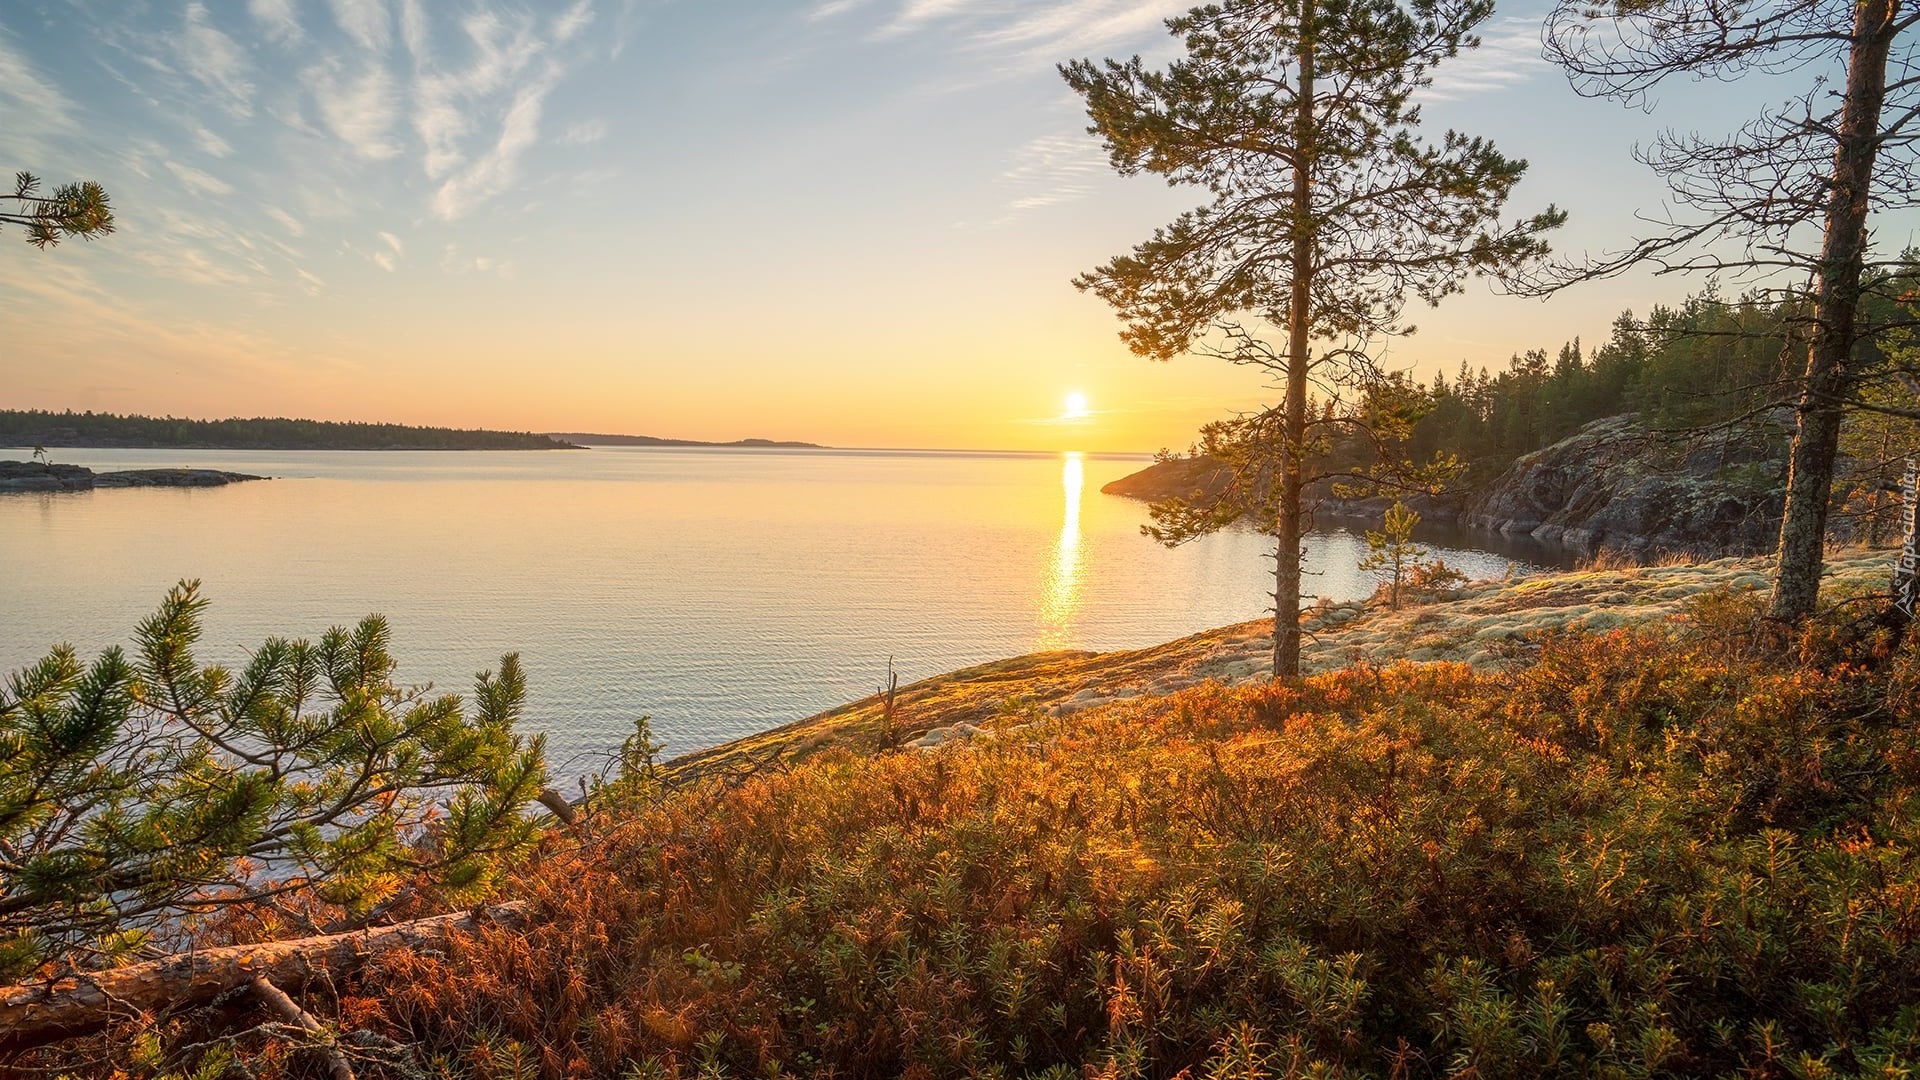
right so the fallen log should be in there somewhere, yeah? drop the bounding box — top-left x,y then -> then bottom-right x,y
0,902 -> 526,1053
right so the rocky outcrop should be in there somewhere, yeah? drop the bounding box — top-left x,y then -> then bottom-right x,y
0,460 -> 266,493
1101,414 -> 1791,557
1099,455 -> 1234,501
1460,415 -> 1787,556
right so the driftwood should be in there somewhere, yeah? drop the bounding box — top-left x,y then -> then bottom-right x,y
0,902 -> 526,1052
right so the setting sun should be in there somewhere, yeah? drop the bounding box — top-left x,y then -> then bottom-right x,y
1063,391 -> 1091,420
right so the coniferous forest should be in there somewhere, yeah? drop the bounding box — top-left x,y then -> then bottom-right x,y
0,410 -> 577,451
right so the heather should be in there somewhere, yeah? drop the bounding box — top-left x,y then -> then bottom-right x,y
322,582 -> 1920,1079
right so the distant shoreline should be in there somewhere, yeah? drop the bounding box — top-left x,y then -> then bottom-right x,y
544,433 -> 827,450
1,410 -> 579,452
1,441 -> 582,452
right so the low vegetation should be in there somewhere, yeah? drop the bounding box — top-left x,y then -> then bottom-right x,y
23,555 -> 1920,1078
355,580 -> 1920,1079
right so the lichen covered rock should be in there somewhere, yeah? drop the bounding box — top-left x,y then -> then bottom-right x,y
1460,414 -> 1787,556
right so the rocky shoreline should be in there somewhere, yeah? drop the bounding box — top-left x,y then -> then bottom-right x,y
1102,413 -> 1790,558
0,460 -> 268,493
662,548 -> 1896,783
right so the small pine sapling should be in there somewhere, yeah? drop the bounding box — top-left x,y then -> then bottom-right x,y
1359,501 -> 1427,610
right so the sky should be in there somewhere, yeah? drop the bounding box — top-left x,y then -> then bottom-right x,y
0,0 -> 1777,452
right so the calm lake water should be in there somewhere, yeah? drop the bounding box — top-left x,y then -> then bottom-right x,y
0,448 -> 1563,775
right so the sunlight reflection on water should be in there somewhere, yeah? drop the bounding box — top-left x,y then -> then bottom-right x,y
0,446 -> 1566,775
1037,453 -> 1085,649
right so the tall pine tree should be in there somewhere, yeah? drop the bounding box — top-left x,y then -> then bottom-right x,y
1541,0 -> 1919,620
1063,0 -> 1562,677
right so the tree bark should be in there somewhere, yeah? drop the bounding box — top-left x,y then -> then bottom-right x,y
1275,0 -> 1317,680
1770,0 -> 1900,620
0,903 -> 525,1053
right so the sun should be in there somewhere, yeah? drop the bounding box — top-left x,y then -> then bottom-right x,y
1063,391 -> 1091,420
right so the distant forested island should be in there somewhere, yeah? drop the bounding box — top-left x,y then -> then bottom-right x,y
547,432 -> 826,449
1,410 -> 580,450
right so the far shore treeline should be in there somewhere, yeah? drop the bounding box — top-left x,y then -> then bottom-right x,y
0,409 -> 579,451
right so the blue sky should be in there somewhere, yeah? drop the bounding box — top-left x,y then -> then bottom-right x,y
0,0 -> 1761,450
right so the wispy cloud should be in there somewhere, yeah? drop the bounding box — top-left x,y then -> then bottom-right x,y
410,10 -> 547,181
402,6 -> 598,220
0,258 -> 302,383
430,73 -> 558,220
192,125 -> 234,157
559,118 -> 607,145
0,30 -> 79,160
874,0 -> 1001,39
165,160 -> 236,197
807,0 -> 1184,83
809,0 -> 878,19
995,132 -> 1107,221
1422,18 -> 1546,101
554,1 -> 596,43
302,58 -> 402,160
379,231 -> 404,254
247,0 -> 303,46
441,243 -> 514,277
170,2 -> 256,118
326,0 -> 392,52
979,0 -> 1181,58
266,207 -> 306,236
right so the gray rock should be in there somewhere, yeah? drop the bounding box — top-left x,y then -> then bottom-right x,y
0,459 -> 266,494
1461,414 -> 1787,558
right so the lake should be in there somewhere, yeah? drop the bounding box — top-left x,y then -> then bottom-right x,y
0,447 -> 1564,776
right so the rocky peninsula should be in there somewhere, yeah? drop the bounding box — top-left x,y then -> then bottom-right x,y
1103,413 -> 1791,558
0,460 -> 267,494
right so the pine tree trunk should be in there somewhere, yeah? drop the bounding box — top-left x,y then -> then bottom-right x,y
1771,0 -> 1900,620
1274,0 -> 1316,680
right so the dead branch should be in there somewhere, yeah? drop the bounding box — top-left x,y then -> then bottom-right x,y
250,975 -> 354,1080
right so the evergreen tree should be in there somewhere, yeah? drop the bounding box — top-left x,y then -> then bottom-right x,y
1063,0 -> 1561,677
1359,501 -> 1427,609
1540,0 -> 1920,619
0,172 -> 113,249
0,582 -> 548,979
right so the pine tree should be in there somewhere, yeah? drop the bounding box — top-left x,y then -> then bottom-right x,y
1359,501 -> 1428,610
1540,0 -> 1920,620
1063,0 -> 1561,677
0,172 -> 113,249
0,581 -> 547,979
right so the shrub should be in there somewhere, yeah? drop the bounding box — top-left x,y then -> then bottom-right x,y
310,597 -> 1920,1079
